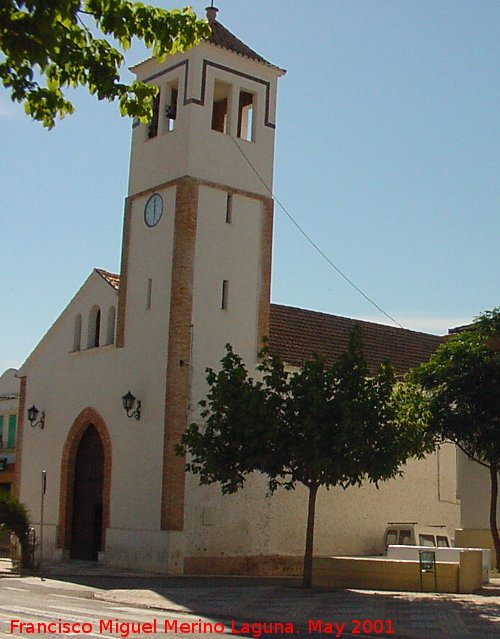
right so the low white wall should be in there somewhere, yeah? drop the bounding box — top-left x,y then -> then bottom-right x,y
387,545 -> 490,584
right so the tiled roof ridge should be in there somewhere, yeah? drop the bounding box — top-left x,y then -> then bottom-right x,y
269,303 -> 443,376
270,302 -> 444,340
95,268 -> 121,291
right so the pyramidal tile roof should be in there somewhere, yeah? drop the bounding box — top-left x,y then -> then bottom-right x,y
205,6 -> 283,71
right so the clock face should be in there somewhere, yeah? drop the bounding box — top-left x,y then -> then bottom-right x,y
144,193 -> 163,227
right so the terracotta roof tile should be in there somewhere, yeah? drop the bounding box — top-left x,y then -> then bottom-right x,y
206,19 -> 274,67
204,8 -> 284,72
131,9 -> 285,75
269,304 -> 442,376
95,269 -> 120,291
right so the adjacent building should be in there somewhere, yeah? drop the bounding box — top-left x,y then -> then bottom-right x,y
0,369 -> 19,495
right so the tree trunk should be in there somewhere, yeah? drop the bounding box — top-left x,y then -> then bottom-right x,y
489,466 -> 500,571
303,482 -> 319,588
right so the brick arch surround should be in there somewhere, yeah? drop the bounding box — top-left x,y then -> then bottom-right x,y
57,408 -> 112,553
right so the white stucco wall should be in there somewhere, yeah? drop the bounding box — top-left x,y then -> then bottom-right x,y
0,369 -> 19,397
183,434 -> 459,562
457,449 -> 496,530
18,270 -> 174,566
190,186 -> 263,383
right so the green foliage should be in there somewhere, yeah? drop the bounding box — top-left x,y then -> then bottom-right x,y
0,492 -> 32,569
177,327 -> 435,586
409,308 -> 500,468
0,1 -> 211,127
179,328 -> 434,495
408,307 -> 500,569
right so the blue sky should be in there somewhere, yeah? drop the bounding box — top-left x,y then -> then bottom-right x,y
1,0 -> 499,373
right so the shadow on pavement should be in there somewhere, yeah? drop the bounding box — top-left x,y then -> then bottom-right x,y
33,571 -> 500,639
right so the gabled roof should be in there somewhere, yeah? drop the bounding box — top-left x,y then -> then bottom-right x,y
91,271 -> 441,375
205,7 -> 285,72
269,304 -> 442,376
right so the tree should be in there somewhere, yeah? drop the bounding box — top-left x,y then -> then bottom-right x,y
408,307 -> 500,569
0,1 -> 210,128
177,328 -> 434,587
0,493 -> 32,569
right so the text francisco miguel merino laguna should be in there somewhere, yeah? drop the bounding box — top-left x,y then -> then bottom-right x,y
10,617 -> 385,637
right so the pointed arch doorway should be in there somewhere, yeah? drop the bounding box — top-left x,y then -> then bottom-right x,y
71,425 -> 104,560
58,408 -> 111,561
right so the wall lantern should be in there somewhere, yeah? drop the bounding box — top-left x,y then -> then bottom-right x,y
122,391 -> 141,420
27,405 -> 45,429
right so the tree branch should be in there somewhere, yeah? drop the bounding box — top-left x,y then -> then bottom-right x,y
451,439 -> 491,470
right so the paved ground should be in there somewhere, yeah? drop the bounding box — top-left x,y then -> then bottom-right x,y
1,559 -> 499,638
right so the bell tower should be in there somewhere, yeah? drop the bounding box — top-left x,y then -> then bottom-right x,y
114,6 -> 285,570
126,6 -> 284,197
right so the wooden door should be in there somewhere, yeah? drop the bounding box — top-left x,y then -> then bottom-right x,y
70,425 -> 104,560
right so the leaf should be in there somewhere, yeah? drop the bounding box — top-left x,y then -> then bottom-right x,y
0,0 -> 209,126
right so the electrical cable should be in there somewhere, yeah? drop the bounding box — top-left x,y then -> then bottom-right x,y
230,135 -> 405,330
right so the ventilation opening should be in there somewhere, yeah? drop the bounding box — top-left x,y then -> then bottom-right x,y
148,91 -> 160,139
212,81 -> 230,134
238,91 -> 255,141
225,193 -> 233,223
221,280 -> 229,310
146,278 -> 153,309
73,314 -> 82,352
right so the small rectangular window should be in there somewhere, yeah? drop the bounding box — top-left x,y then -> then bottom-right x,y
7,415 -> 16,449
212,81 -> 230,133
148,91 -> 160,139
0,416 -> 3,448
238,91 -> 255,141
436,535 -> 450,548
225,193 -> 233,223
221,280 -> 229,310
146,278 -> 153,309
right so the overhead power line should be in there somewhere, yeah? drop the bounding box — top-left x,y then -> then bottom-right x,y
231,136 -> 405,330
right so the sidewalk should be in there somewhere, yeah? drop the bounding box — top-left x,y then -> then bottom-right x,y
2,559 -> 500,638
93,577 -> 500,639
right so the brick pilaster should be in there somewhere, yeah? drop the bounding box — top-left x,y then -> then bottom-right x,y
161,177 -> 199,530
116,198 -> 132,348
257,198 -> 274,349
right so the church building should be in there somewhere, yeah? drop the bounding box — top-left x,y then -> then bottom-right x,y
16,7 -> 460,574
